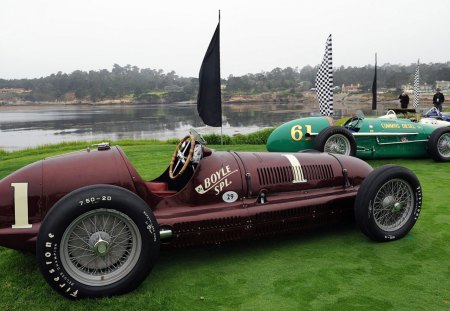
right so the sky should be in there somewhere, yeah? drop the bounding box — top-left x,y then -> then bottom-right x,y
1,0 -> 450,79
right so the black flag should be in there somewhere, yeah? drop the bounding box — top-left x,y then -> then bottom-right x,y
372,53 -> 377,110
197,22 -> 222,127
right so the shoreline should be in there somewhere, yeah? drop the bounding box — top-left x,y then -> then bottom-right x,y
0,91 -> 439,113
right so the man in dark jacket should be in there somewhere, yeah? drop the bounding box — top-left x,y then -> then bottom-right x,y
398,92 -> 410,109
433,88 -> 445,112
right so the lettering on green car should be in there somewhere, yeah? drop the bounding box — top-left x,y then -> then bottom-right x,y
401,123 -> 416,129
381,123 -> 400,129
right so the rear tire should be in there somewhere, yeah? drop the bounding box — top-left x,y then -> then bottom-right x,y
314,126 -> 356,156
428,127 -> 450,162
354,165 -> 422,242
36,185 -> 160,298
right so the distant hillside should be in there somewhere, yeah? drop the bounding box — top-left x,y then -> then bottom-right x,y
0,62 -> 449,105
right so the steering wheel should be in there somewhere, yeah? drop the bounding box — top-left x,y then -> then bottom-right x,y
169,134 -> 196,179
345,116 -> 363,129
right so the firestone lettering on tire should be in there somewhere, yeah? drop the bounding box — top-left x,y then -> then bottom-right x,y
43,232 -> 79,298
143,211 -> 157,242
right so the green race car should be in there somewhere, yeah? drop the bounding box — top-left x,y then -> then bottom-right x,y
266,113 -> 450,162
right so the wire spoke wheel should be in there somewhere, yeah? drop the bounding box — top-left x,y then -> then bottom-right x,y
372,179 -> 414,232
60,209 -> 141,286
324,134 -> 351,155
354,165 -> 421,242
314,126 -> 356,157
428,127 -> 450,162
37,185 -> 159,298
437,133 -> 450,158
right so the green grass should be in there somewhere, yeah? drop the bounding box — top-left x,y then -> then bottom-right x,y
0,142 -> 449,310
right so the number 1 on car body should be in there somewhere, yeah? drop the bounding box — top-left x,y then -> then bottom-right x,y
11,183 -> 32,229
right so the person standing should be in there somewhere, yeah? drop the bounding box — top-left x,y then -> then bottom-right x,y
398,91 -> 410,109
433,88 -> 445,112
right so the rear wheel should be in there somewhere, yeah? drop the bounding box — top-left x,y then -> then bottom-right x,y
36,185 -> 160,298
354,165 -> 422,242
428,127 -> 450,162
314,126 -> 356,156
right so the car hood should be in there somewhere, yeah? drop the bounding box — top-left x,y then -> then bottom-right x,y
266,116 -> 333,152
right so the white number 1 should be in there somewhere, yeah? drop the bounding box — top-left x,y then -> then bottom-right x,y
11,183 -> 32,229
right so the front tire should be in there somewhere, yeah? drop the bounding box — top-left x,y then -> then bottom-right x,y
428,127 -> 450,162
314,126 -> 356,156
36,185 -> 160,299
354,165 -> 422,242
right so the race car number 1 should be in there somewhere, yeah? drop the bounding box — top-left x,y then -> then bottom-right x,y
11,183 -> 32,229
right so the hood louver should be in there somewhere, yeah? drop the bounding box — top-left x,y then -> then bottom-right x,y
257,164 -> 334,186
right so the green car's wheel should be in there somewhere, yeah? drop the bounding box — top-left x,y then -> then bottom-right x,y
314,126 -> 356,156
354,165 -> 422,242
428,127 -> 450,162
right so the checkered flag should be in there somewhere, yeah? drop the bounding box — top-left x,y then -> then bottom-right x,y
315,34 -> 333,116
413,59 -> 420,108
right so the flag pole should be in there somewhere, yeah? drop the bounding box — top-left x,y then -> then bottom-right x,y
196,10 -> 222,136
219,10 -> 223,145
372,52 -> 377,111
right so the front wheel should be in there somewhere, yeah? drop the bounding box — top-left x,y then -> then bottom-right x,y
314,126 -> 356,156
428,127 -> 450,162
36,185 -> 160,299
354,165 -> 422,242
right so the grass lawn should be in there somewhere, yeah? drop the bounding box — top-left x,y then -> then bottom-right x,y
0,141 -> 449,310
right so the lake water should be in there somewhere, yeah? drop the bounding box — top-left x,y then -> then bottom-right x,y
0,102 -> 383,151
0,103 -> 307,151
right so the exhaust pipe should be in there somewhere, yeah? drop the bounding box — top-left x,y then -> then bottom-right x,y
160,228 -> 173,241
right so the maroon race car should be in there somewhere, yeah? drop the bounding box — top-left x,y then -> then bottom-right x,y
0,130 -> 422,298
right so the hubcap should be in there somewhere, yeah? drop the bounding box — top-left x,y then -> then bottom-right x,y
89,232 -> 112,256
392,202 -> 402,213
381,196 -> 402,213
330,143 -> 340,153
382,196 -> 396,210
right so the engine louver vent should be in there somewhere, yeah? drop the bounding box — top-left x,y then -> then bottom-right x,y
302,164 -> 334,181
257,164 -> 334,186
257,166 -> 293,186
173,216 -> 244,233
253,202 -> 353,237
171,216 -> 245,248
